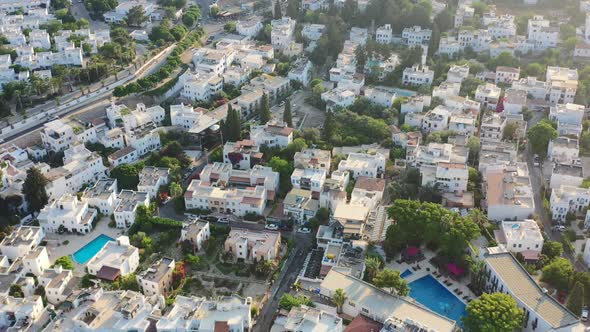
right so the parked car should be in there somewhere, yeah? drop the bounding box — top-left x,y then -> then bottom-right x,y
298,227 -> 311,234
202,215 -> 218,223
553,225 -> 566,232
582,306 -> 588,321
265,224 -> 279,230
217,217 -> 230,224
533,154 -> 540,166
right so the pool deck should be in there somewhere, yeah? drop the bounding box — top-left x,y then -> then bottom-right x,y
44,217 -> 125,276
386,251 -> 475,305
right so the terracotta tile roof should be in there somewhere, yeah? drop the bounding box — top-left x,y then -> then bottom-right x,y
344,314 -> 383,332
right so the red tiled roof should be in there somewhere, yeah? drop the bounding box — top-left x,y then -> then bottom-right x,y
267,190 -> 276,201
214,321 -> 230,332
344,315 -> 383,332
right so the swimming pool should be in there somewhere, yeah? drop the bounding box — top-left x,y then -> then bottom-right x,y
72,234 -> 114,264
408,275 -> 466,324
400,269 -> 413,278
392,88 -> 417,98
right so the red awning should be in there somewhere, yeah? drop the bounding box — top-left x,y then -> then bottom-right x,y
446,263 -> 465,276
96,266 -> 121,281
405,246 -> 420,257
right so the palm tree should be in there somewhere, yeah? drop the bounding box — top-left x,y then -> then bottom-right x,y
332,288 -> 347,314
365,256 -> 381,281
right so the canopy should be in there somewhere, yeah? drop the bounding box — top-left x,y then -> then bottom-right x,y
446,263 -> 465,276
405,246 -> 420,257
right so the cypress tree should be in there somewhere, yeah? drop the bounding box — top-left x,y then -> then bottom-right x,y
259,93 -> 271,124
283,98 -> 293,127
274,1 -> 282,19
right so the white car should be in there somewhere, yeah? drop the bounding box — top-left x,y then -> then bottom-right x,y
582,306 -> 588,321
298,227 -> 311,234
218,217 -> 230,224
553,225 -> 566,232
265,224 -> 279,230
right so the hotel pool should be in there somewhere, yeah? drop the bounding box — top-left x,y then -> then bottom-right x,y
408,275 -> 466,324
72,234 -> 114,264
392,88 -> 417,98
400,269 -> 413,278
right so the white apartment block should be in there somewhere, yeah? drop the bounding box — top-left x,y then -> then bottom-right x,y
449,113 -> 477,136
44,145 -> 107,201
271,17 -> 296,50
512,76 -> 548,100
458,29 -> 492,53
157,295 -> 252,332
199,162 -> 279,194
273,305 -> 343,332
438,36 -> 463,58
401,95 -> 431,114
550,164 -> 584,189
22,246 -> 50,276
475,83 -> 502,109
422,106 -> 451,133
288,58 -> 312,87
527,15 -> 559,51
250,121 -> 293,148
103,1 -> 156,24
495,220 -> 543,259
81,178 -> 119,215
179,70 -> 224,101
40,119 -> 97,152
364,86 -> 396,107
114,190 -> 150,229
484,163 -> 535,222
402,65 -> 434,86
411,142 -> 468,168
549,103 -> 584,131
480,113 -> 506,143
503,88 -> 527,114
432,81 -> 461,99
87,236 -> 139,281
170,103 -> 216,132
402,26 -> 432,46
184,180 -> 267,216
548,137 -> 579,164
39,266 -> 73,305
37,194 -> 98,235
125,123 -> 161,156
375,24 -> 393,44
0,226 -> 44,261
495,66 -> 520,85
236,19 -> 263,37
291,168 -> 327,193
338,152 -> 386,179
421,162 -> 468,194
225,228 -> 281,262
136,257 -> 175,297
108,146 -> 139,168
180,220 -> 210,251
546,66 -> 578,105
488,16 -> 517,39
223,140 -> 263,170
137,166 -> 169,199
106,103 -> 165,132
283,188 -> 319,223
455,3 -> 475,27
321,87 -> 356,111
294,149 -> 331,172
302,24 -> 325,41
483,251 -> 584,332
551,185 -> 590,222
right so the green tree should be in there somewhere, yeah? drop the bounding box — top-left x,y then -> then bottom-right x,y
22,167 -> 48,213
9,284 -> 24,298
372,268 -> 409,296
502,122 -> 519,141
279,294 -> 314,310
126,5 -> 148,26
224,21 -> 237,33
268,156 -> 294,194
332,288 -> 347,314
223,104 -> 241,142
463,293 -> 524,331
527,119 -> 558,159
259,93 -> 271,124
274,0 -> 282,19
182,5 -> 201,27
169,182 -> 183,198
53,256 -> 74,270
541,257 -> 574,291
286,0 -> 299,18
84,0 -> 118,17
110,164 -> 141,190
355,46 -> 367,73
322,110 -> 335,142
364,256 -> 382,281
542,241 -> 564,260
283,98 -> 293,127
567,281 -> 584,316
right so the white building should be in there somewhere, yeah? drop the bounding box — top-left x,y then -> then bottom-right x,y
475,83 -> 502,109
483,250 -> 584,332
484,163 -> 535,221
170,103 -> 217,132
495,219 -> 543,260
401,26 -> 432,46
108,146 -> 139,168
223,140 -> 263,170
180,220 -> 210,251
546,66 -> 578,105
114,190 -> 150,229
438,36 -> 463,58
291,168 -> 327,193
503,88 -> 527,114
527,15 -> 559,51
0,226 -> 44,261
288,58 -> 313,87
364,86 -> 396,107
40,119 -> 97,152
22,246 -> 50,276
547,137 -> 579,164
549,103 -> 584,134
87,236 -> 139,281
421,106 -> 451,133
402,64 -> 434,86
81,178 -> 119,215
550,164 -> 584,190
136,257 -> 175,297
250,121 -> 294,148
321,88 -> 356,111
421,162 -> 468,194
271,17 -> 296,51
236,19 -> 263,37
38,266 -> 73,305
272,305 -> 343,332
495,66 -> 520,85
137,166 -> 169,199
294,149 -> 331,172
338,152 -> 386,179
225,228 -> 281,262
550,185 -> 590,223
37,194 -> 98,235
184,180 -> 267,216
283,188 -> 319,223
375,24 -> 393,44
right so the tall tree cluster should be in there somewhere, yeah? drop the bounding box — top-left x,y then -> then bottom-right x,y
223,104 -> 242,142
22,168 -> 48,213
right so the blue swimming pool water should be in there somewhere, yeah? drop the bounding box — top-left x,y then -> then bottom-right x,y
72,234 -> 114,264
392,88 -> 417,97
400,269 -> 413,278
408,275 -> 466,324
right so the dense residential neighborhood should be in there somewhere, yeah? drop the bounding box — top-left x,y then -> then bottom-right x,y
1,0 -> 590,331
